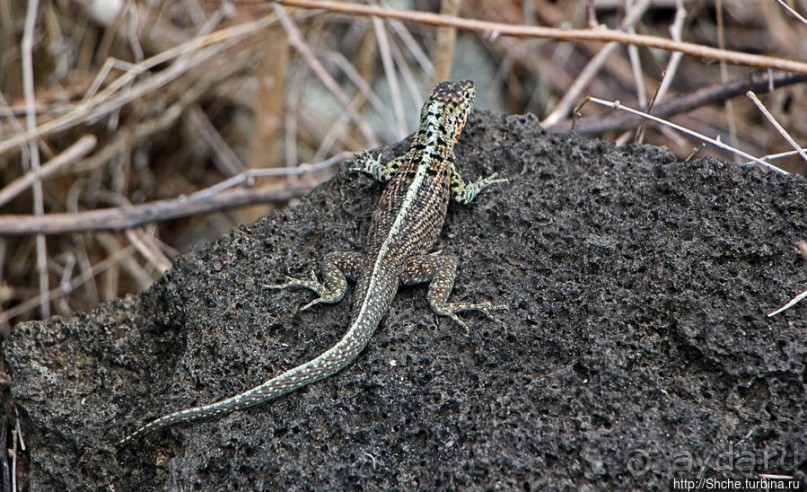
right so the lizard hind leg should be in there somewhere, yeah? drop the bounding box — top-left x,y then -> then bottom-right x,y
401,254 -> 507,333
266,251 -> 364,311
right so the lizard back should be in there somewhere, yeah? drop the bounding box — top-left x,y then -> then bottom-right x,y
368,80 -> 476,261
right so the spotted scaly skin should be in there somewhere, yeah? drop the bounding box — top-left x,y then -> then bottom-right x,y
117,80 -> 505,449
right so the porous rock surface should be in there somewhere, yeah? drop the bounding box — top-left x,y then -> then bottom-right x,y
4,111 -> 806,489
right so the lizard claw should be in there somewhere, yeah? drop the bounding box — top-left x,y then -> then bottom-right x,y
476,302 -> 508,328
300,298 -> 323,311
350,151 -> 381,177
474,172 -> 508,189
264,280 -> 286,290
440,301 -> 508,335
448,313 -> 471,335
454,173 -> 507,204
266,272 -> 324,294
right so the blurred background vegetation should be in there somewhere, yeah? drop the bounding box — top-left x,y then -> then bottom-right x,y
0,0 -> 805,330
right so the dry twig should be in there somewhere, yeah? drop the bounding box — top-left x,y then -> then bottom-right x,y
0,183 -> 314,236
746,91 -> 807,165
273,0 -> 807,74
431,0 -> 462,86
272,3 -> 380,147
0,135 -> 96,207
541,0 -> 651,127
552,72 -> 807,135
768,288 -> 807,317
0,152 -> 348,235
585,97 -> 788,174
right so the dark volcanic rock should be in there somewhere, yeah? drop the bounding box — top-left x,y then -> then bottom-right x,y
4,111 -> 806,490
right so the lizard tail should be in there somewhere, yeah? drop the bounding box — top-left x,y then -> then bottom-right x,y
116,315 -> 378,450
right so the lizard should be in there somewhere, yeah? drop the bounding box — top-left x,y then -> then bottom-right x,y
117,79 -> 506,449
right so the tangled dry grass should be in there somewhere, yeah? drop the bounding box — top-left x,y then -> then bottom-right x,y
0,0 -> 805,332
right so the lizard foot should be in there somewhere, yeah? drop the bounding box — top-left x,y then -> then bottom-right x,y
265,272 -> 336,311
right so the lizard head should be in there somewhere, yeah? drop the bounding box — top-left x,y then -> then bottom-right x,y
421,80 -> 476,143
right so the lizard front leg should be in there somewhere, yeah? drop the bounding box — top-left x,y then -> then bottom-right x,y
401,254 -> 506,332
268,251 -> 364,311
449,161 -> 508,205
352,149 -> 412,182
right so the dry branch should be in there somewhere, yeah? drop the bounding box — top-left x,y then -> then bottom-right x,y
550,72 -> 807,135
585,97 -> 787,174
0,15 -> 277,158
0,183 -> 316,235
0,135 -> 96,207
273,0 -> 807,75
